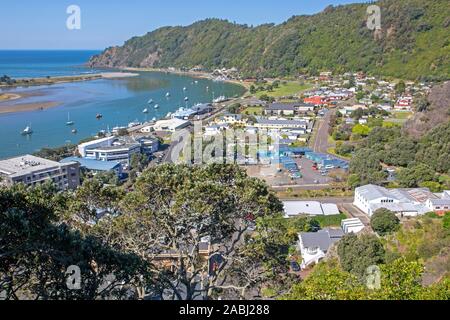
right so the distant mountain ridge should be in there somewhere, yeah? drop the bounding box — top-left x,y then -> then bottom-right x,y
89,0 -> 450,80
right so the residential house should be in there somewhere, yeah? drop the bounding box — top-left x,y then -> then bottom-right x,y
215,114 -> 248,126
264,103 -> 298,116
304,96 -> 326,106
254,119 -> 308,130
297,228 -> 344,269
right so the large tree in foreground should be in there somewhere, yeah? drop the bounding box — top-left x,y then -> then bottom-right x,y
0,184 -> 150,300
93,164 -> 290,300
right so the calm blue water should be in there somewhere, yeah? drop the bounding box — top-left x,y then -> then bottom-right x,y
0,51 -> 245,159
0,50 -> 101,78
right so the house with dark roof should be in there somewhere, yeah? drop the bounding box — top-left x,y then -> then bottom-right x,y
264,103 -> 300,116
297,228 -> 344,269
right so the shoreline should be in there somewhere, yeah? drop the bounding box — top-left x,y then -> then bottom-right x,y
0,101 -> 61,115
0,72 -> 139,89
122,67 -> 250,92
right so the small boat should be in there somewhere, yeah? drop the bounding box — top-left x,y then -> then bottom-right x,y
96,113 -> 103,119
184,97 -> 189,101
148,99 -> 154,104
194,80 -> 199,84
71,129 -> 78,134
152,117 -> 157,122
213,96 -> 227,103
154,104 -> 159,109
143,108 -> 149,114
166,112 -> 172,118
22,126 -> 33,135
128,121 -> 141,128
166,92 -> 171,98
183,87 -> 187,91
66,112 -> 74,126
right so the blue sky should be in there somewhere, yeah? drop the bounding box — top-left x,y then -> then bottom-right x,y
1,0 -> 368,50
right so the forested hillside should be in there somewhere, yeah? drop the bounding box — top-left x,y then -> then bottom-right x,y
89,0 -> 450,80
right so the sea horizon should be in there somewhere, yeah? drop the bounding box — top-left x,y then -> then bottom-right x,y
0,50 -> 245,159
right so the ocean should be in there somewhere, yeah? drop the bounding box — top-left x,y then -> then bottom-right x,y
0,50 -> 245,159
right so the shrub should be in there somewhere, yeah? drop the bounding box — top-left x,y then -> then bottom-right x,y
371,208 -> 400,236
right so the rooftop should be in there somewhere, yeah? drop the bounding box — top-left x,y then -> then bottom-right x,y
61,157 -> 122,171
0,155 -> 71,178
284,201 -> 340,217
300,229 -> 344,252
257,119 -> 308,126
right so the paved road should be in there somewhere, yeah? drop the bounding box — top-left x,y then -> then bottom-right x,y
312,109 -> 334,154
278,196 -> 354,203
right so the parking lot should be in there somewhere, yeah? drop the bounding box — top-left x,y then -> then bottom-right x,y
294,157 -> 332,185
244,156 -> 333,187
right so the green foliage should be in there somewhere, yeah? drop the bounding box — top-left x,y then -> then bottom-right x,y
337,233 -> 386,279
130,153 -> 150,172
371,208 -> 400,236
90,0 -> 450,80
313,213 -> 347,228
352,124 -> 371,137
33,144 -> 76,161
0,184 -> 148,300
415,122 -> 450,175
227,102 -> 241,114
282,261 -> 368,300
397,163 -> 437,188
349,149 -> 387,186
443,213 -> 450,230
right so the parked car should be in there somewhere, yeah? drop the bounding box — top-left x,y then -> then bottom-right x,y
290,261 -> 301,272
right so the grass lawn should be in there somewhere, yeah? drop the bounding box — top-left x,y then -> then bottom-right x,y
327,147 -> 352,160
314,213 -> 348,228
256,81 -> 313,98
392,111 -> 414,120
241,106 -> 264,115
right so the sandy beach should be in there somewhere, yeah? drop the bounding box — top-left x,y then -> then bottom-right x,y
0,72 -> 139,89
0,93 -> 21,102
0,101 -> 61,114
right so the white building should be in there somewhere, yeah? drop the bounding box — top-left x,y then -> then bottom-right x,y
297,229 -> 344,269
354,184 -> 434,217
153,118 -> 191,132
341,218 -> 365,234
255,119 -> 309,130
78,136 -> 158,166
0,155 -> 80,191
426,198 -> 450,214
283,201 -> 340,217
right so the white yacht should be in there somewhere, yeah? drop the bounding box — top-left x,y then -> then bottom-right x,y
148,99 -> 154,104
22,126 -> 33,135
66,113 -> 74,126
154,104 -> 159,109
143,108 -> 149,114
166,92 -> 171,98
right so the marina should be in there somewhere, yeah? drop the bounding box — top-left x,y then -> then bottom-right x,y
0,51 -> 245,159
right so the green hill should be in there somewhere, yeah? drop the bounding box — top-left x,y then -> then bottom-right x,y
89,0 -> 450,80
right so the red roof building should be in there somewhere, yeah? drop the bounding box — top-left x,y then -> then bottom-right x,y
304,96 -> 326,106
